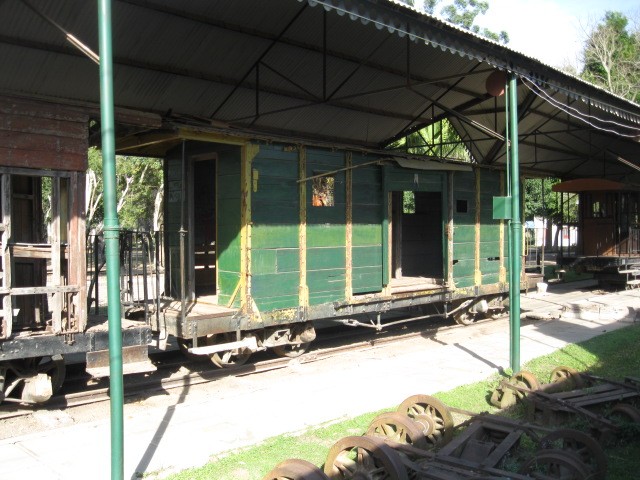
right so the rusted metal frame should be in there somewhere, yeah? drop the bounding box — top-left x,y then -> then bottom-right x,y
120,0 -> 493,94
51,177 -> 62,334
258,61 -> 319,100
381,64 -> 486,148
1,174 -> 11,339
563,130 -> 638,173
17,0 -> 100,64
252,63 -> 260,125
0,31 -> 465,129
330,69 -> 494,105
409,87 -> 505,142
323,9 -> 327,101
345,152 -> 352,300
211,2 -> 309,117
484,90 -> 538,165
447,116 -> 483,163
298,147 -> 309,307
229,90 -> 427,125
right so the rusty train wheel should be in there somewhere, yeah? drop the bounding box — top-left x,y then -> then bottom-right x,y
520,449 -> 591,479
324,435 -> 409,480
509,371 -> 541,402
549,366 -> 584,390
262,459 -> 329,480
366,412 -> 429,451
453,310 -> 475,326
35,355 -> 66,394
207,333 -> 253,368
539,429 -> 607,480
397,394 -> 454,446
611,403 -> 640,424
273,342 -> 310,358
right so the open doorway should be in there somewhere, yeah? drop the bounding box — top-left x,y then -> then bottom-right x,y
391,190 -> 443,290
192,156 -> 216,296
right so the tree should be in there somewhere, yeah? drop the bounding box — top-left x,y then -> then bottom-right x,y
524,178 -> 578,249
581,11 -> 640,103
86,147 -> 164,232
425,0 -> 509,43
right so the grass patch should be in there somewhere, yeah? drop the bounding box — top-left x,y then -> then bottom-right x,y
164,324 -> 640,479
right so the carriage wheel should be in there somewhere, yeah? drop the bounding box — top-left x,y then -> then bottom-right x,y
397,394 -> 454,446
453,310 -> 475,325
207,333 -> 253,368
539,429 -> 607,480
610,403 -> 640,424
262,459 -> 329,480
35,355 -> 66,394
366,412 -> 429,451
490,385 -> 517,409
549,366 -> 584,390
273,342 -> 310,358
520,449 -> 591,479
324,435 -> 409,480
509,371 -> 541,402
0,365 -> 6,403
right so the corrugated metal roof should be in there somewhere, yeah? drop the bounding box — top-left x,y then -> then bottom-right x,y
0,0 -> 639,182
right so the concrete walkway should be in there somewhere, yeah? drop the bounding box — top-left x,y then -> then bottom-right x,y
0,282 -> 638,479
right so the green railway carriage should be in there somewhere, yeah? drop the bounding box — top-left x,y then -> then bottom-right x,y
153,133 -> 511,365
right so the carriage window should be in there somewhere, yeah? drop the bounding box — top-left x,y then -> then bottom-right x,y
312,175 -> 335,207
592,200 -> 603,218
403,191 -> 415,214
456,199 -> 468,214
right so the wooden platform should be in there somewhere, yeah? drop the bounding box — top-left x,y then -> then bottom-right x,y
389,276 -> 444,294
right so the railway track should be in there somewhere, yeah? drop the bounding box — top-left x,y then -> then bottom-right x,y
0,311 -> 509,421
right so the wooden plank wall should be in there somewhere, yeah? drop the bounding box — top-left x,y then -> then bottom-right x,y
351,153 -> 384,294
452,170 -> 477,288
0,96 -> 88,171
216,147 -> 242,307
478,169 -> 503,285
250,144 -> 300,311
452,168 -> 503,288
305,148 -> 347,306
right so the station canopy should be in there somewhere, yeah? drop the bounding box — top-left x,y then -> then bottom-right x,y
1,0 -> 640,182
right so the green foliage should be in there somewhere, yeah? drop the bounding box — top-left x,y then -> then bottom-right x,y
86,147 -> 163,231
524,177 -> 578,223
388,118 -> 472,161
426,0 -> 509,43
581,11 -> 640,103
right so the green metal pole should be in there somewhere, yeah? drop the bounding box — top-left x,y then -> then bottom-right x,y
508,73 -> 521,373
97,1 -> 124,478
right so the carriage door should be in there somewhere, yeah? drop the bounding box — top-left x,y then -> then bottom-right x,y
191,156 -> 217,297
391,190 -> 443,280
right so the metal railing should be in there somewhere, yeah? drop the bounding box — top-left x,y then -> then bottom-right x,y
87,229 -> 166,324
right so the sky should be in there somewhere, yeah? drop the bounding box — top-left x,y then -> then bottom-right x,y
467,0 -> 638,68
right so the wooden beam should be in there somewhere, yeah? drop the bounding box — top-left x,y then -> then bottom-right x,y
298,147 -> 309,307
1,174 -> 11,338
345,152 -> 352,299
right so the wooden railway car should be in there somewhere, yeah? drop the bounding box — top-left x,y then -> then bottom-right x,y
553,179 -> 640,287
125,132 -> 512,365
0,95 -> 152,404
